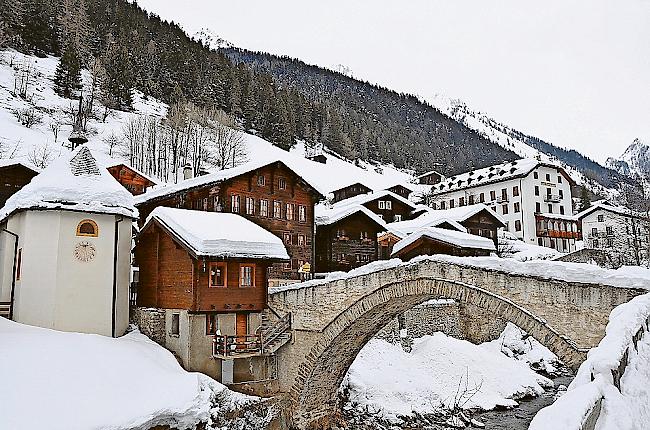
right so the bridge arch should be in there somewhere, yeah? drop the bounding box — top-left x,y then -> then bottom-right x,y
289,276 -> 586,428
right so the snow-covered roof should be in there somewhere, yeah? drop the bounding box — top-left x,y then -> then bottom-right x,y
389,216 -> 467,237
416,169 -> 444,179
91,152 -> 158,185
134,159 -> 326,205
430,158 -> 573,195
576,202 -> 647,220
144,207 -> 289,260
329,189 -> 418,211
315,204 -> 388,229
391,226 -> 496,256
0,158 -> 40,173
0,146 -> 137,222
535,212 -> 577,221
392,203 -> 506,236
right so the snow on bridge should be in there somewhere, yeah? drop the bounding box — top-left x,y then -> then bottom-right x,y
267,256 -> 650,429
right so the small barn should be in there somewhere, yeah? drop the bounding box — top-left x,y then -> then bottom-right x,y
391,227 -> 495,261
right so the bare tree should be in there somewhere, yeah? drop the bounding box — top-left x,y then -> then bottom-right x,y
207,110 -> 248,170
28,140 -> 56,169
103,132 -> 121,157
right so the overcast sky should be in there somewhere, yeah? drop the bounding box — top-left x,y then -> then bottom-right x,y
137,0 -> 650,163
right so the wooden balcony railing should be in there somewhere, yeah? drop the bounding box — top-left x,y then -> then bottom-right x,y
0,301 -> 11,319
213,334 -> 262,357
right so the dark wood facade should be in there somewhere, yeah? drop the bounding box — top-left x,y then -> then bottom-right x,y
417,170 -> 444,185
392,236 -> 491,261
315,211 -> 385,273
332,182 -> 372,203
378,231 -> 403,260
107,164 -> 156,195
135,222 -> 272,312
459,211 -> 503,247
0,163 -> 38,208
136,161 -> 323,281
386,184 -> 412,199
362,194 -> 416,223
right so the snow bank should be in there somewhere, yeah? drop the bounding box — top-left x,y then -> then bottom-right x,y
342,333 -> 552,422
0,318 -> 248,430
529,292 -> 650,430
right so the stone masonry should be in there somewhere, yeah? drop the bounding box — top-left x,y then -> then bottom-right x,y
267,258 -> 645,429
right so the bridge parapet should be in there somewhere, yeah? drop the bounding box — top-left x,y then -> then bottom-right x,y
530,292 -> 650,430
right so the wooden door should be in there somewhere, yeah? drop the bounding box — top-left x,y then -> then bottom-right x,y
236,313 -> 248,336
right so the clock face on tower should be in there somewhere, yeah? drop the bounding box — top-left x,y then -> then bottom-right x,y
74,241 -> 96,262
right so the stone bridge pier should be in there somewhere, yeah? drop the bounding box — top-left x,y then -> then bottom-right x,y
268,259 -> 644,429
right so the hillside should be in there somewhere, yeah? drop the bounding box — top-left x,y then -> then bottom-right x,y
606,139 -> 650,180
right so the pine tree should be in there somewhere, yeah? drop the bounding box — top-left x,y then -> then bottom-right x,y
579,186 -> 591,212
0,0 -> 24,48
101,42 -> 133,110
58,0 -> 91,64
53,46 -> 82,98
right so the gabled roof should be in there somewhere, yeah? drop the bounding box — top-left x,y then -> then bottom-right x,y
142,207 -> 289,260
389,216 -> 467,237
134,159 -> 326,206
393,203 -> 506,235
329,189 -> 418,212
576,202 -> 647,221
331,181 -> 372,193
416,169 -> 444,179
0,146 -> 137,223
315,204 -> 387,230
430,158 -> 574,195
385,183 -> 413,193
0,159 -> 40,174
391,226 -> 496,256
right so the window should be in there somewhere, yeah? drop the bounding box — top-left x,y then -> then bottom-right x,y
515,220 -> 521,231
598,215 -> 604,222
76,219 -> 98,237
536,202 -> 541,213
286,203 -> 295,220
360,231 -> 369,240
385,200 -> 392,210
206,314 -> 218,335
459,197 -> 465,206
546,173 -> 551,181
449,199 -> 455,208
203,198 -> 208,211
479,193 -> 485,203
339,253 -> 346,262
378,200 -> 385,209
273,201 -> 282,218
534,186 -> 539,196
593,239 -> 599,248
538,238 -> 543,246
513,186 -> 519,197
231,194 -> 240,213
394,214 -> 402,222
239,265 -> 255,287
209,263 -> 226,288
260,199 -> 269,217
501,189 -> 508,200
592,227 -> 598,235
283,261 -> 292,271
607,238 -> 613,247
559,190 -> 564,199
440,201 -> 446,209
502,204 -> 508,215
298,205 -> 307,223
245,196 -> 255,215
558,176 -> 563,183
283,232 -> 292,245
15,248 -> 21,281
278,177 -> 287,190
534,172 -> 539,179
548,204 -> 553,213
468,195 -> 474,205
504,221 -> 509,231
490,190 -> 496,201
298,234 -> 306,246
606,226 -> 613,235
171,314 -> 180,336
257,175 -> 265,186
212,197 -> 221,212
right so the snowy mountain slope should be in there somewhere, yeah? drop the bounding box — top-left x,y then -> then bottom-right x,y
606,138 -> 650,180
0,50 -> 414,199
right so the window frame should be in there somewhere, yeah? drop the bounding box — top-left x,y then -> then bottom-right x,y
245,196 -> 255,215
76,219 -> 99,237
231,194 -> 240,213
239,264 -> 255,288
298,205 -> 307,223
257,175 -> 266,186
206,314 -> 218,335
260,199 -> 269,217
171,313 -> 180,336
278,177 -> 287,190
286,203 -> 295,220
208,262 -> 227,288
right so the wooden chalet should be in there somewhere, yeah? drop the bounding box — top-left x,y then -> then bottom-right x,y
386,184 -> 413,199
391,227 -> 495,261
0,161 -> 39,208
331,182 -> 372,203
106,163 -> 157,195
134,207 -> 293,384
417,169 -> 445,185
315,205 -> 387,273
331,190 -> 420,223
134,160 -> 325,286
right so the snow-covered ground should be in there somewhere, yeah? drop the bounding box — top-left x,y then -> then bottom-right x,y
342,326 -> 555,423
0,318 -> 252,430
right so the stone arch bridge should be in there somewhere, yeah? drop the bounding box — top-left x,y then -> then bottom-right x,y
267,259 -> 645,429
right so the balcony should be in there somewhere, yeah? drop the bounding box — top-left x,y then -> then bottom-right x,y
536,229 -> 580,239
496,196 -> 508,204
544,194 -> 561,203
212,312 -> 292,359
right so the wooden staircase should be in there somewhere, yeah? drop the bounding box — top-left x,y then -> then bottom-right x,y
260,309 -> 292,355
0,302 -> 11,319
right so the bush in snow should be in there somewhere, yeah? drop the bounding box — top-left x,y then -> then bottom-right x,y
13,107 -> 43,128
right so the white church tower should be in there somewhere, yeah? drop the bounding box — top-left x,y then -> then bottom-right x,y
0,146 -> 137,337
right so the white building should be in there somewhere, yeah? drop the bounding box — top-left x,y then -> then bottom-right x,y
428,158 -> 579,253
577,202 -> 650,266
0,147 -> 137,336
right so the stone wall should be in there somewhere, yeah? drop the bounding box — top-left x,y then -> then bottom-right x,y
554,248 -> 627,269
131,307 -> 166,346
